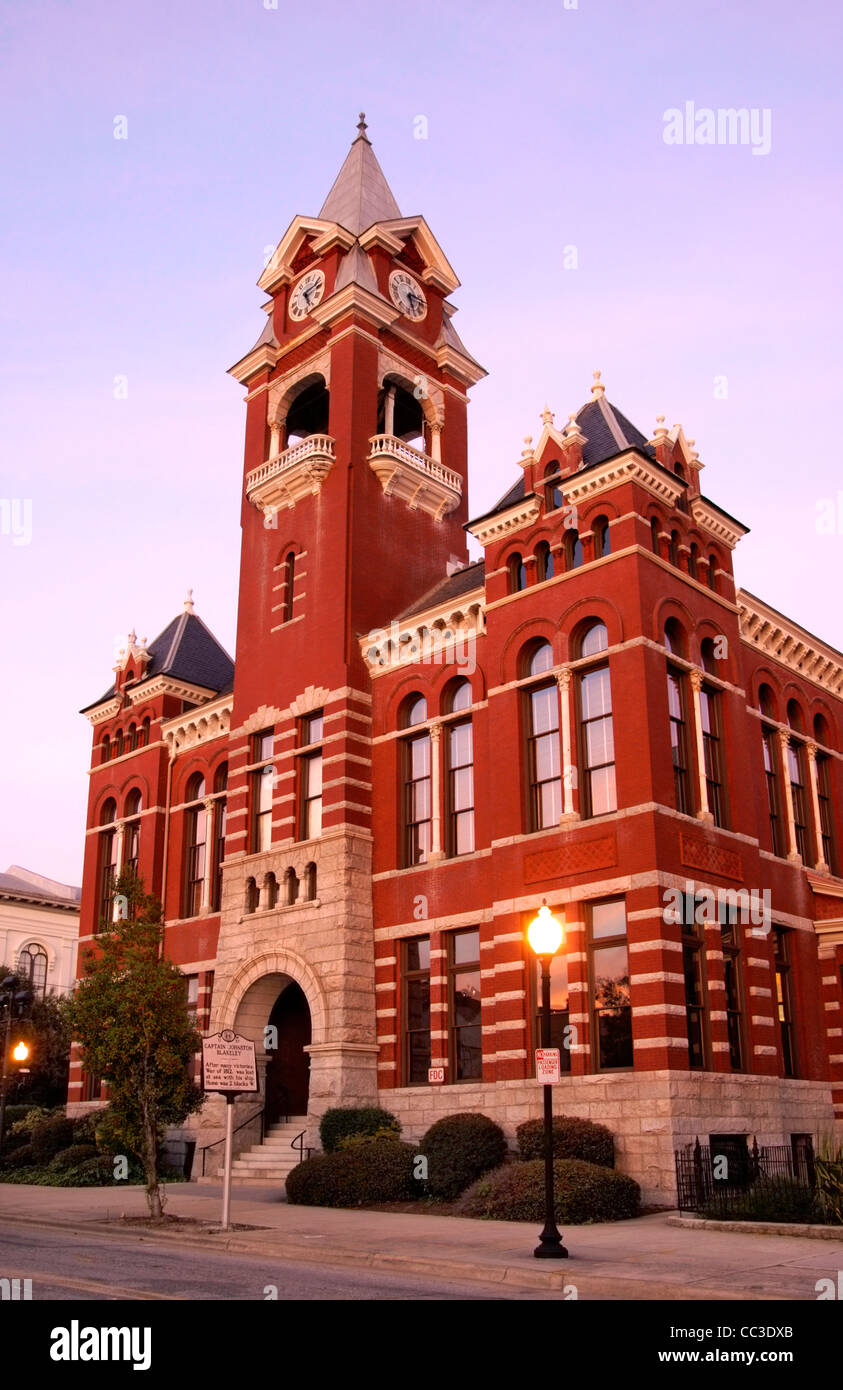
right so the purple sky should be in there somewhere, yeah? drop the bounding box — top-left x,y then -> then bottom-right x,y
1,0 -> 841,884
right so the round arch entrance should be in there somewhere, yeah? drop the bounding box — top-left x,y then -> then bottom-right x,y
232,972 -> 313,1124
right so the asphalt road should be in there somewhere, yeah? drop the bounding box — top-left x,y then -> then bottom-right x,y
0,1221 -> 565,1301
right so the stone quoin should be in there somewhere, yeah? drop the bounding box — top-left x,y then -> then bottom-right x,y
68,120 -> 843,1204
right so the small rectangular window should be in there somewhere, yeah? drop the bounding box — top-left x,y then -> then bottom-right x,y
588,899 -> 632,1070
402,937 -> 431,1084
448,929 -> 481,1081
773,927 -> 797,1077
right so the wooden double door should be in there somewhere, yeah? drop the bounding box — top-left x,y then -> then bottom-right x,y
264,982 -> 311,1123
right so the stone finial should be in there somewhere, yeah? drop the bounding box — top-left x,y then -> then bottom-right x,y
565,412 -> 581,436
541,404 -> 555,428
356,112 -> 369,140
521,435 -> 534,459
184,588 -> 195,613
591,369 -> 605,399
654,414 -> 668,438
128,628 -> 137,647
687,437 -> 699,461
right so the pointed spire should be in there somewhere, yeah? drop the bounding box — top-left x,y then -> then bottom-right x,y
319,117 -> 402,235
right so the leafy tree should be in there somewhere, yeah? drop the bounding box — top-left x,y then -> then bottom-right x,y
66,870 -> 202,1218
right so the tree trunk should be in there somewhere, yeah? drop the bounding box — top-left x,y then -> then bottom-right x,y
142,1102 -> 162,1220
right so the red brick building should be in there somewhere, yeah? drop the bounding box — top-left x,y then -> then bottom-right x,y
69,121 -> 843,1201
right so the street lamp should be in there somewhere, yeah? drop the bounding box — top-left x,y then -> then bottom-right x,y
0,975 -> 32,1149
527,902 -> 568,1260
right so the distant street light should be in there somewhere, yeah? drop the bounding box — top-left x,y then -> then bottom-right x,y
0,975 -> 32,1148
526,901 -> 569,1260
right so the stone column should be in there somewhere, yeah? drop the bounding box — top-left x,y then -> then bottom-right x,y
806,742 -> 829,872
201,797 -> 215,913
269,419 -> 282,457
777,729 -> 801,863
689,670 -> 713,823
430,420 -> 442,462
429,722 -> 444,860
556,669 -> 578,821
384,385 -> 396,437
114,819 -> 125,873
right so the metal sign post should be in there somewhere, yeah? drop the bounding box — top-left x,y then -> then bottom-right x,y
201,1030 -> 258,1232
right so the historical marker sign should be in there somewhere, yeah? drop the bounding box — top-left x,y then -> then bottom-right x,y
202,1030 -> 258,1095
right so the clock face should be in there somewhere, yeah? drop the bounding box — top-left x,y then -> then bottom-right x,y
389,269 -> 427,321
289,269 -> 325,321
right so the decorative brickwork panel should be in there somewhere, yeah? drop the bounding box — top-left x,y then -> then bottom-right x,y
524,836 -> 617,883
813,894 -> 843,921
679,833 -> 742,881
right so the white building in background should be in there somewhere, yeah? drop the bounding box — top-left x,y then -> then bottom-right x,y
0,866 -> 81,997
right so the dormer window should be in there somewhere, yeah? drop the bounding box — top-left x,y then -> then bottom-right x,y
544,463 -> 563,512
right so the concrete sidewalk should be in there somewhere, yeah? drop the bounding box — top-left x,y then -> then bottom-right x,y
0,1182 -> 835,1300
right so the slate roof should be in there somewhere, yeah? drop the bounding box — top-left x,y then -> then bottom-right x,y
467,394 -> 657,531
82,611 -> 234,713
319,125 -> 402,235
396,560 -> 486,621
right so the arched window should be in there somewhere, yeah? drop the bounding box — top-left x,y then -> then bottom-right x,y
544,462 -> 563,512
128,723 -> 137,752
140,716 -> 151,747
123,789 -> 142,876
761,723 -> 783,857
759,684 -> 776,720
787,700 -> 805,734
445,678 -> 474,857
98,800 -> 118,930
664,618 -> 685,658
593,516 -> 610,560
700,637 -> 718,676
245,877 -> 259,914
284,867 -> 300,906
535,541 -> 553,583
700,684 -> 726,828
577,623 -> 616,817
508,552 -> 527,593
282,551 -> 296,623
212,762 -> 228,912
815,746 -> 837,873
707,554 -> 718,592
401,693 -> 428,728
18,944 -> 48,998
101,734 -> 110,764
525,645 -> 561,831
650,516 -> 661,555
668,531 -> 680,567
184,774 -> 207,918
250,730 -> 274,853
402,701 -> 431,866
303,862 -> 317,901
264,872 -> 278,910
786,739 -> 809,861
564,530 -> 583,570
525,640 -> 554,678
688,543 -> 699,580
814,713 -> 832,748
667,665 -> 691,814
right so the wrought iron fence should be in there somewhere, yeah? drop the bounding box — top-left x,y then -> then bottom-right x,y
675,1136 -> 815,1215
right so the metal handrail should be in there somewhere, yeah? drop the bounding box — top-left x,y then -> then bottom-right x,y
291,1130 -> 312,1164
199,1104 -> 265,1177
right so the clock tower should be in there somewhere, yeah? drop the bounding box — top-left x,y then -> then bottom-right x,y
210,117 -> 485,1130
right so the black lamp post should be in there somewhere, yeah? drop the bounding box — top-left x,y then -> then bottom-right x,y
0,974 -> 32,1149
527,903 -> 568,1260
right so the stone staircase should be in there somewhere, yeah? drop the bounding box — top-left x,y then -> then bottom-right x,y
197,1116 -> 309,1187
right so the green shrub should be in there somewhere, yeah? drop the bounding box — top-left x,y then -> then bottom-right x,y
319,1107 -> 401,1153
516,1115 -> 614,1168
457,1157 -> 641,1224
70,1114 -> 99,1146
0,1130 -> 29,1156
815,1136 -> 843,1225
31,1116 -> 75,1165
49,1145 -> 98,1172
1,1143 -> 35,1170
2,1105 -> 34,1131
700,1178 -> 823,1224
68,1156 -> 117,1187
286,1139 -> 418,1207
336,1127 -> 400,1151
9,1105 -> 55,1137
420,1113 -> 507,1200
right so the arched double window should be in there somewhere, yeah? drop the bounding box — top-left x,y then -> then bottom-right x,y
786,702 -> 809,861
303,862 -> 317,901
445,678 -> 474,856
211,763 -> 228,911
707,554 -> 719,592
18,943 -> 47,998
184,773 -> 207,919
759,688 -> 783,856
576,622 -> 616,818
128,723 -> 137,752
401,694 -> 431,866
664,622 -> 690,814
813,714 -> 838,872
668,530 -> 680,567
688,543 -> 699,581
650,516 -> 661,555
524,641 -> 561,831
508,552 -> 527,593
101,734 -> 111,764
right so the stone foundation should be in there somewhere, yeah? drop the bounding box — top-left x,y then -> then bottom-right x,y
381,1072 -> 835,1206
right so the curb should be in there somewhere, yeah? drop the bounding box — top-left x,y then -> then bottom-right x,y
667,1215 -> 843,1241
0,1212 -> 799,1300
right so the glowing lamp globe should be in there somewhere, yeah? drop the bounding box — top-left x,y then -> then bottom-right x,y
12,1042 -> 29,1063
527,903 -> 564,958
